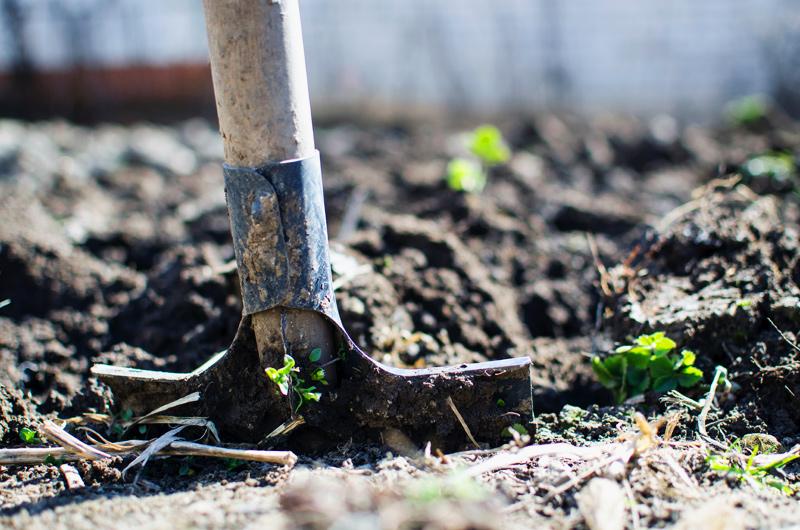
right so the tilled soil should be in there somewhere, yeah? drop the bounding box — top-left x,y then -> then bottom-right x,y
1,112 -> 800,528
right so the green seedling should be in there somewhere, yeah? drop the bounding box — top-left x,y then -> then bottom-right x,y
744,151 -> 795,182
707,444 -> 798,495
265,354 -> 323,413
725,94 -> 770,125
469,124 -> 511,165
19,427 -> 40,444
447,124 -> 511,193
501,423 -> 529,437
447,158 -> 485,193
112,408 -> 135,436
592,331 -> 703,404
45,454 -> 64,466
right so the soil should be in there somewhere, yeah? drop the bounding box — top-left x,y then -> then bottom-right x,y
2,111 -> 800,528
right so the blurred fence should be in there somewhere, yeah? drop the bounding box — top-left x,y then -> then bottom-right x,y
1,0 -> 798,121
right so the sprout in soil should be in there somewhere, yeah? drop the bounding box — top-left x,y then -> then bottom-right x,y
592,331 -> 703,404
447,124 -> 511,193
265,352 -> 325,413
725,94 -> 770,125
707,440 -> 799,495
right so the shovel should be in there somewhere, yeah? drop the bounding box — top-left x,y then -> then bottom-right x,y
91,0 -> 532,452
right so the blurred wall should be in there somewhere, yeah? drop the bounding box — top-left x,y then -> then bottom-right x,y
0,0 -> 797,121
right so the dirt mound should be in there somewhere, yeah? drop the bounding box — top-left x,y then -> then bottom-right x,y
606,186 -> 800,440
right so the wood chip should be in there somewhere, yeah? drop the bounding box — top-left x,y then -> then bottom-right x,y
59,464 -> 85,490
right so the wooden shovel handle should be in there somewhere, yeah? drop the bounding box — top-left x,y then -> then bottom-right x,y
203,0 -> 334,372
203,0 -> 315,165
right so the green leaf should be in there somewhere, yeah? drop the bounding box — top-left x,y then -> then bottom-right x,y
496,398 -> 506,408
278,379 -> 290,395
592,357 -> 619,389
652,375 -> 678,393
283,355 -> 296,370
626,367 -> 650,396
624,347 -> 652,370
139,425 -> 147,435
502,423 -> 529,437
468,125 -> 511,165
603,354 -> 625,378
309,348 -> 322,363
648,355 -> 675,378
120,409 -> 134,422
652,335 -> 677,357
19,427 -> 36,443
636,332 -> 664,347
304,392 -> 321,403
677,366 -> 703,387
311,367 -> 325,381
45,454 -> 63,466
447,158 -> 486,193
679,350 -> 696,367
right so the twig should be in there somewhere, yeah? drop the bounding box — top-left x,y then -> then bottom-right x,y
586,233 -> 611,296
767,317 -> 800,354
461,442 -> 609,479
42,420 -> 111,461
622,478 -> 641,530
446,397 -> 480,450
697,366 -> 728,450
662,410 -> 682,442
123,426 -> 188,483
164,441 -> 298,466
0,439 -> 298,467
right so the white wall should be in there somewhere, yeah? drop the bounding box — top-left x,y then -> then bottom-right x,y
0,0 -> 797,119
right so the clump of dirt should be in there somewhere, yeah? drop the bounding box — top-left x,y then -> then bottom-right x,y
605,186 -> 800,442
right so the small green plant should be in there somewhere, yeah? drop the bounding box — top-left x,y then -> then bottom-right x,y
725,94 -> 770,125
45,454 -> 64,466
592,332 -> 703,404
447,158 -> 485,193
469,124 -> 511,165
112,408 -> 135,436
447,124 -> 511,193
265,353 -> 324,413
501,423 -> 529,437
744,151 -> 795,182
707,443 -> 798,495
19,427 -> 40,444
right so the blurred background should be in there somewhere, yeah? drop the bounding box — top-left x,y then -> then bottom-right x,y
1,0 -> 799,123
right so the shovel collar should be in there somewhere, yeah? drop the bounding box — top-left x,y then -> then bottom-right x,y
223,151 -> 341,324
